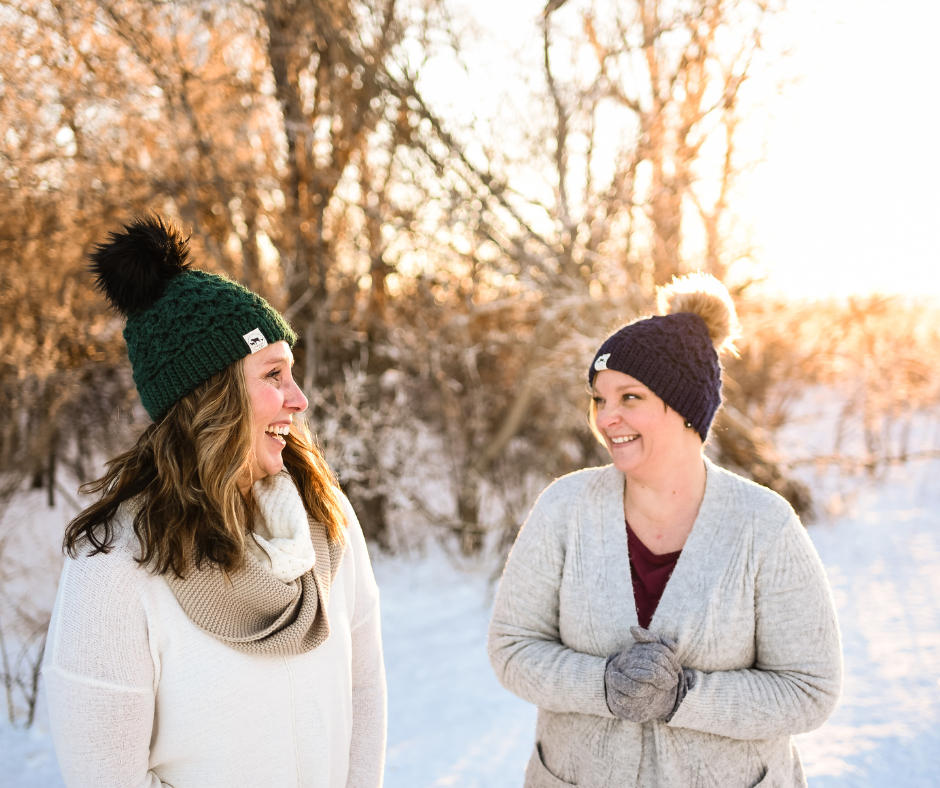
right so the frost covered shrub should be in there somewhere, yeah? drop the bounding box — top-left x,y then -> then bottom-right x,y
722,295 -> 940,474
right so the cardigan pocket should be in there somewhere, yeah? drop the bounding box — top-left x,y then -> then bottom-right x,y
524,742 -> 578,788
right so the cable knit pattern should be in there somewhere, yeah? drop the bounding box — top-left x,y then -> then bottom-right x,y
43,489 -> 386,788
247,471 -> 317,582
488,459 -> 842,788
123,269 -> 296,419
589,312 -> 721,440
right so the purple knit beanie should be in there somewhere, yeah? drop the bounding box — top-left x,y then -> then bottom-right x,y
588,273 -> 739,441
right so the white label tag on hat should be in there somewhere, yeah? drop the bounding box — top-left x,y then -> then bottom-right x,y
594,353 -> 610,371
243,328 -> 268,354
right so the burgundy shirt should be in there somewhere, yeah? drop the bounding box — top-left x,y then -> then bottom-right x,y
626,521 -> 682,629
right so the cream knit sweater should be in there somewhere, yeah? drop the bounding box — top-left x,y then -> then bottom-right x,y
488,459 -> 842,788
43,483 -> 386,788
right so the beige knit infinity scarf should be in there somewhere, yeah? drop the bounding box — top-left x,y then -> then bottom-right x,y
164,476 -> 345,656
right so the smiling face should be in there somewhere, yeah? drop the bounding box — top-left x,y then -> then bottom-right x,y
591,369 -> 699,479
242,340 -> 308,491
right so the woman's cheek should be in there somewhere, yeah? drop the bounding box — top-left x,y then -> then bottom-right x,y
259,386 -> 282,416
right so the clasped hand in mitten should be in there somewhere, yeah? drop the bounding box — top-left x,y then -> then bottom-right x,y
604,626 -> 692,723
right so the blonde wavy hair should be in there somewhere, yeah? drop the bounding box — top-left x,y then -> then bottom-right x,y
64,360 -> 345,577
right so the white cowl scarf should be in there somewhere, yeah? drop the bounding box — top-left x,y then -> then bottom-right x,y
246,471 -> 317,582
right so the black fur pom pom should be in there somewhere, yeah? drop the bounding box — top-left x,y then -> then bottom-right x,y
90,213 -> 192,316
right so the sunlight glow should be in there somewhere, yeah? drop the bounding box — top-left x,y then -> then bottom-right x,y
425,0 -> 940,299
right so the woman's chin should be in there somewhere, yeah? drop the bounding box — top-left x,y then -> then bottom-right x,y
249,452 -> 285,485
260,456 -> 284,478
612,458 -> 642,476
608,441 -> 644,473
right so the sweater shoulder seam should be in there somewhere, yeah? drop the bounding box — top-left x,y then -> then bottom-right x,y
349,595 -> 380,633
42,663 -> 153,694
755,509 -> 800,577
536,464 -> 616,517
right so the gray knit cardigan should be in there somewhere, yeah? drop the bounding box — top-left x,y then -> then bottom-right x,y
488,459 -> 842,788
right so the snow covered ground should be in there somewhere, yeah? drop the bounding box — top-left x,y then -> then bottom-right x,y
792,461 -> 940,786
3,457 -> 940,786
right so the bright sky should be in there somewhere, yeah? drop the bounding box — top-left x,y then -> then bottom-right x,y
426,0 -> 940,299
746,0 -> 940,298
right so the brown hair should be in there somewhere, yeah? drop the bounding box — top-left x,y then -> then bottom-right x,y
64,360 -> 345,577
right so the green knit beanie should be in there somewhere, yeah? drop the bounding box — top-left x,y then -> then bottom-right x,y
90,214 -> 296,421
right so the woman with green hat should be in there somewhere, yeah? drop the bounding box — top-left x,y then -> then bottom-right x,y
43,215 -> 386,787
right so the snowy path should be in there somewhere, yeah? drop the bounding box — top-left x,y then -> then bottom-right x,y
381,460 -> 940,787
792,462 -> 940,786
3,462 -> 940,787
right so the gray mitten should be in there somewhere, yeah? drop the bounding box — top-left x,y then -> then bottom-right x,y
604,626 -> 683,722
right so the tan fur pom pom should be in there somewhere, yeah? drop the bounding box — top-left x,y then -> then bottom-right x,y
656,272 -> 740,354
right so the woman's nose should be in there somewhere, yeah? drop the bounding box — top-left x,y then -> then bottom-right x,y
595,405 -> 617,431
287,379 -> 308,413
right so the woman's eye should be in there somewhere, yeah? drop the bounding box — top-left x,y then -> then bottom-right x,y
267,369 -> 281,380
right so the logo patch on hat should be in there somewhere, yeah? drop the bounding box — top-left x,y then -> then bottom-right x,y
243,328 -> 268,354
594,353 -> 610,371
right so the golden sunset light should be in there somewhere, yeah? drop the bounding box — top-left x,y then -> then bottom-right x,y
422,0 -> 940,298
3,2 -> 940,785
748,0 -> 940,298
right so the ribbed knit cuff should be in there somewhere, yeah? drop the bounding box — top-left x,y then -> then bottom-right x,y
665,667 -> 697,722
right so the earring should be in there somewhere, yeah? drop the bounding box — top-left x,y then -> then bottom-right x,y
684,419 -> 693,429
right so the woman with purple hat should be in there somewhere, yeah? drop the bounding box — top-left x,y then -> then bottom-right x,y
488,273 -> 841,787
43,215 -> 386,787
